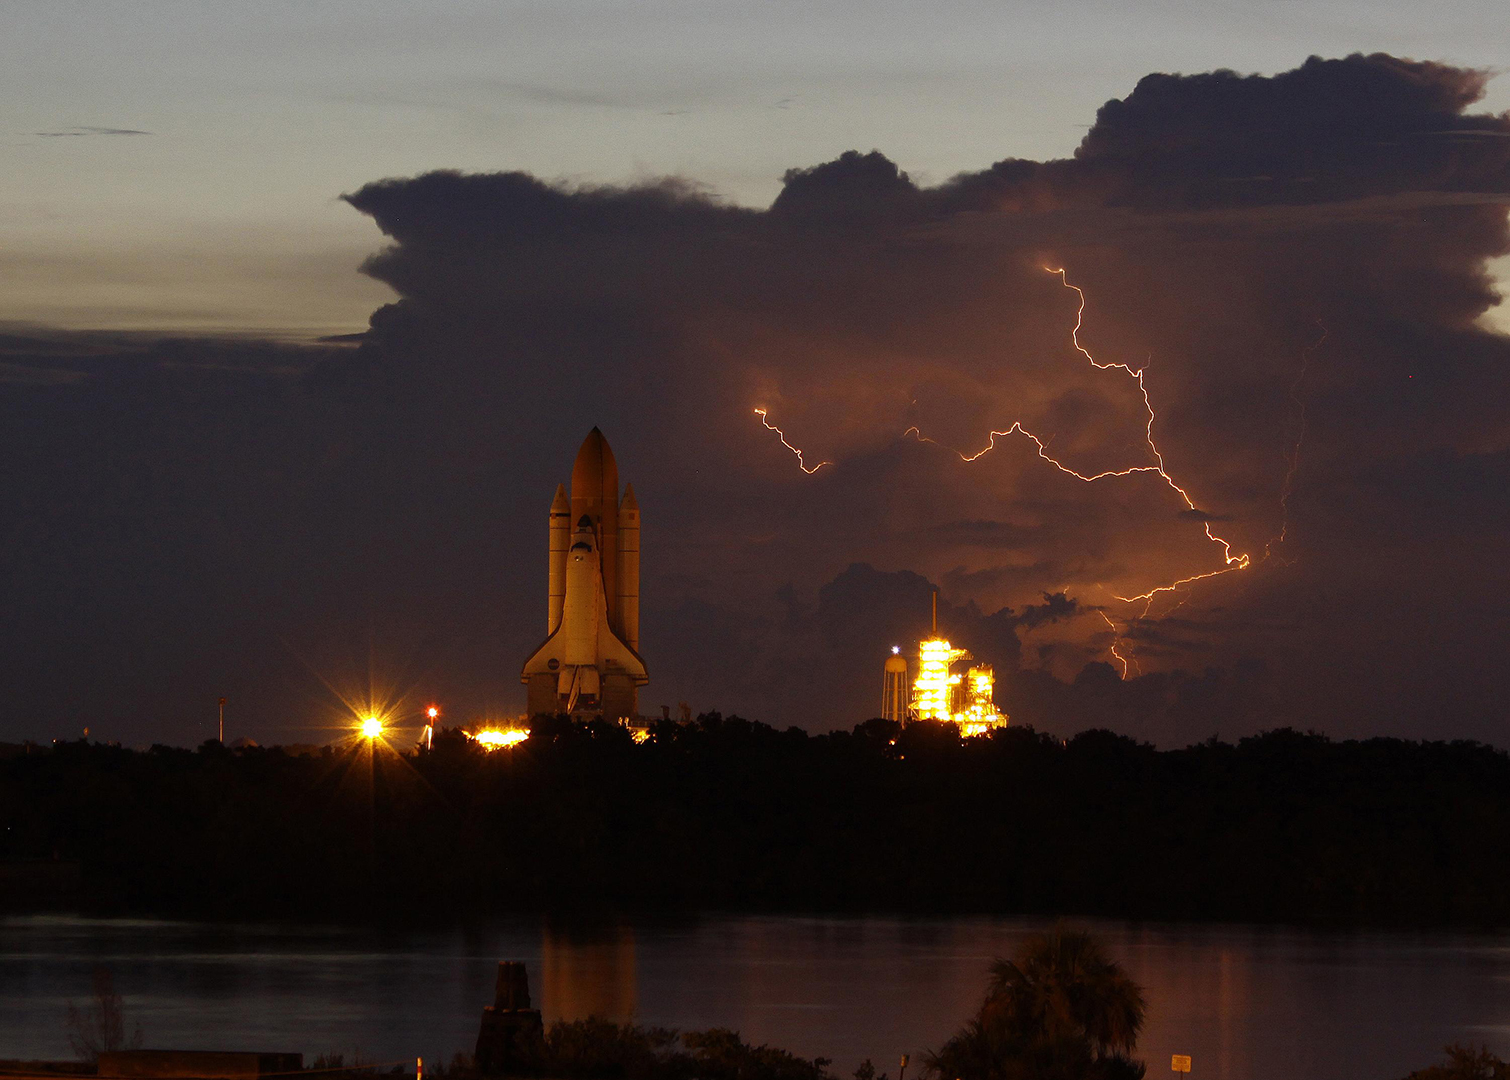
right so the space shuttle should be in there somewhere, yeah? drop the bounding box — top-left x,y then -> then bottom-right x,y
521,428 -> 647,720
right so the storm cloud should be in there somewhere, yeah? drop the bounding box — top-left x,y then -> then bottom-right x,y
3,53 -> 1508,746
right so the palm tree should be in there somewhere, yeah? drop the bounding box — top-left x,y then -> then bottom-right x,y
927,929 -> 1146,1080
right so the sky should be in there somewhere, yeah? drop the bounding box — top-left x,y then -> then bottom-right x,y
4,0 -> 1509,335
2,3 -> 1509,748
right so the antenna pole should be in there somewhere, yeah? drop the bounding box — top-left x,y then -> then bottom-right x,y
932,590 -> 937,635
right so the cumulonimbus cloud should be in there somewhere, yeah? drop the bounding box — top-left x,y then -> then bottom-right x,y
338,52 -> 1510,738
1,53 -> 1507,746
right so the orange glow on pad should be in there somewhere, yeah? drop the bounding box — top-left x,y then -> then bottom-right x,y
472,729 -> 528,749
912,638 -> 1007,734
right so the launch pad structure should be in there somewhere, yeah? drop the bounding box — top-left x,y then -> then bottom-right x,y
884,592 -> 1007,736
521,429 -> 648,721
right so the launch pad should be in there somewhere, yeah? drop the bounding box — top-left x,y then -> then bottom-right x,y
881,595 -> 1007,735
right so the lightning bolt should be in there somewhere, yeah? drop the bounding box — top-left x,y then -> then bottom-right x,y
754,269 -> 1323,678
911,268 -> 1251,620
754,408 -> 831,474
909,268 -> 1325,673
1265,322 -> 1328,562
1098,611 -> 1140,679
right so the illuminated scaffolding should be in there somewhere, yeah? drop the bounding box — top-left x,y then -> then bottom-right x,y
908,591 -> 1007,736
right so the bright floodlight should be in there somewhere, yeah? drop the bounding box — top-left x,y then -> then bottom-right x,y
891,645 -> 901,654
473,729 -> 528,750
360,716 -> 383,739
426,706 -> 439,720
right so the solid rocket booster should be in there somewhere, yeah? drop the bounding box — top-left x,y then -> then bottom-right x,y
521,428 -> 647,720
617,483 -> 639,653
547,483 -> 569,634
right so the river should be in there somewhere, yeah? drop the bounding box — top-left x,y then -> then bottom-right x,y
3,914 -> 1508,1079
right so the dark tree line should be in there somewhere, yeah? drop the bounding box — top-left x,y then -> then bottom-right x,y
3,716 -> 1510,924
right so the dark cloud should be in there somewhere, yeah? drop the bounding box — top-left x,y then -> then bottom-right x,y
0,362 -> 88,386
3,53 -> 1509,747
1016,592 -> 1079,630
1073,55 -> 1507,204
35,126 -> 152,137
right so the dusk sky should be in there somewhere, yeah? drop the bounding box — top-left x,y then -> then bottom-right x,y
4,2 -> 1509,748
7,1 -> 1509,334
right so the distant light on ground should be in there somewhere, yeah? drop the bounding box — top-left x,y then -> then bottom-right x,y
473,729 -> 528,749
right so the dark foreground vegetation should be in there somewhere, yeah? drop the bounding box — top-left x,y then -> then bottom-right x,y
4,716 -> 1510,923
926,930 -> 1146,1080
1402,1047 -> 1510,1080
443,1024 -> 1510,1080
30,929 -> 1159,1080
455,929 -> 1150,1080
19,923 -> 1510,1080
457,1022 -> 834,1080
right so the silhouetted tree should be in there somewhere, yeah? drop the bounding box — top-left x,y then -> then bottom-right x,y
1400,1045 -> 1510,1080
927,930 -> 1145,1080
681,1029 -> 832,1080
66,968 -> 142,1063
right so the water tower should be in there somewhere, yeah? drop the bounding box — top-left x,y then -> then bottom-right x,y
881,647 -> 909,723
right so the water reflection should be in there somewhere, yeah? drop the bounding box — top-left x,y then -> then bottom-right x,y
1,915 -> 1508,1080
540,922 -> 636,1024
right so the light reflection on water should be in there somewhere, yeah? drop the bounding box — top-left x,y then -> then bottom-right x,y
3,914 -> 1509,1080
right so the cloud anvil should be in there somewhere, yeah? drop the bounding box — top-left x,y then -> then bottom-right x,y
1,53 -> 1506,745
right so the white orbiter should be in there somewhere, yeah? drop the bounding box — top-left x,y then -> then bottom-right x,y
521,428 -> 647,719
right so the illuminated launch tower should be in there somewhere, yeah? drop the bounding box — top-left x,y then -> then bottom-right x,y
522,429 -> 647,720
910,592 -> 1007,736
881,647 -> 909,723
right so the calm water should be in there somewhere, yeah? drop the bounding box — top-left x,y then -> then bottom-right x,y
2,914 -> 1509,1080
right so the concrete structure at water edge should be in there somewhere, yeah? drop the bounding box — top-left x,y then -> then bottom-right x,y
474,962 -> 544,1072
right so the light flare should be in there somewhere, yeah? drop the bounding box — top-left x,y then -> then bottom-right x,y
472,728 -> 528,749
360,716 -> 383,739
754,408 -> 831,474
